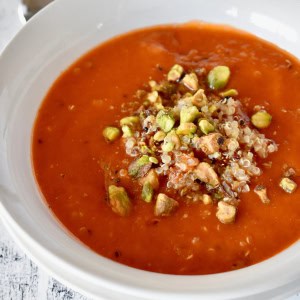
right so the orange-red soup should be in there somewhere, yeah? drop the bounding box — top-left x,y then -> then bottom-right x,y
33,23 -> 300,275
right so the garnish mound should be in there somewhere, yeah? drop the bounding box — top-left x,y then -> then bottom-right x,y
103,64 -> 283,224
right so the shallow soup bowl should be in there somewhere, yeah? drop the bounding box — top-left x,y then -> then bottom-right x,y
0,0 -> 300,299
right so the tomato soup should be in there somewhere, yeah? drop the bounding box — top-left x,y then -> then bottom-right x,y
32,23 -> 300,275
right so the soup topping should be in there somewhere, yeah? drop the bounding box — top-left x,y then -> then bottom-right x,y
102,64 -> 296,223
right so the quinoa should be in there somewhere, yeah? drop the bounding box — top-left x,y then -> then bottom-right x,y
103,64 -> 279,223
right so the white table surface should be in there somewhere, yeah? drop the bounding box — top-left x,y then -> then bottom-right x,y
0,1 -> 299,299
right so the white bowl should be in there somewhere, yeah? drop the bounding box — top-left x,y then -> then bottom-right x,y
1,0 -> 300,299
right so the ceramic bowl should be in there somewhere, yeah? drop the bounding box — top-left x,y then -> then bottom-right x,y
0,0 -> 300,299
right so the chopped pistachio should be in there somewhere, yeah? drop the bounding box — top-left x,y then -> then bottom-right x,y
153,130 -> 166,142
251,110 -> 272,129
167,64 -> 184,82
149,157 -> 158,164
219,89 -> 238,98
140,169 -> 159,190
154,102 -> 164,110
162,141 -> 175,152
164,130 -> 181,150
279,177 -> 297,193
108,185 -> 131,216
120,116 -> 140,127
191,89 -> 207,107
182,73 -> 199,91
202,194 -> 213,205
207,66 -> 230,90
140,145 -> 154,155
208,104 -> 218,114
180,106 -> 199,124
216,201 -> 236,224
176,123 -> 197,135
194,162 -> 219,188
254,185 -> 270,204
154,193 -> 179,217
128,155 -> 152,178
149,80 -> 158,91
147,91 -> 159,103
102,126 -> 121,142
156,110 -> 175,133
151,81 -> 177,96
121,125 -> 133,138
199,119 -> 215,135
142,182 -> 154,203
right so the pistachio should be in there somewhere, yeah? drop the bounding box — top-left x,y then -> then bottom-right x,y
216,201 -> 236,224
102,126 -> 121,142
180,106 -> 199,124
108,185 -> 132,216
279,177 -> 297,193
151,80 -> 177,96
161,141 -> 175,152
219,89 -> 238,98
191,89 -> 207,107
207,66 -> 230,90
121,125 -> 133,138
147,91 -> 159,103
154,193 -> 179,217
149,157 -> 158,164
254,185 -> 270,204
142,182 -> 154,203
140,169 -> 159,190
167,64 -> 184,82
182,73 -> 199,91
140,145 -> 154,155
156,110 -> 175,133
120,116 -> 140,127
202,194 -> 213,205
176,123 -> 197,135
153,130 -> 166,142
208,104 -> 218,114
162,130 -> 181,152
128,155 -> 152,178
194,162 -> 219,188
199,119 -> 215,135
251,110 -> 272,129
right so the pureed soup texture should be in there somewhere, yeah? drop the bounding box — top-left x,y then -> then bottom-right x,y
33,23 -> 300,275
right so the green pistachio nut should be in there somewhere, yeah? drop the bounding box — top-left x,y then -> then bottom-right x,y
279,177 -> 297,193
120,116 -> 140,127
128,155 -> 152,178
103,126 -> 121,142
180,106 -> 199,124
176,123 -> 197,135
153,130 -> 166,142
219,89 -> 238,98
156,110 -> 175,133
251,110 -> 272,129
167,64 -> 184,82
182,73 -> 199,91
121,125 -> 133,138
161,141 -> 175,152
142,182 -> 154,203
154,193 -> 179,217
108,185 -> 132,216
207,66 -> 230,90
199,119 -> 215,135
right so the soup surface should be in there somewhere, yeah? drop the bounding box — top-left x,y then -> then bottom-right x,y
32,23 -> 300,275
